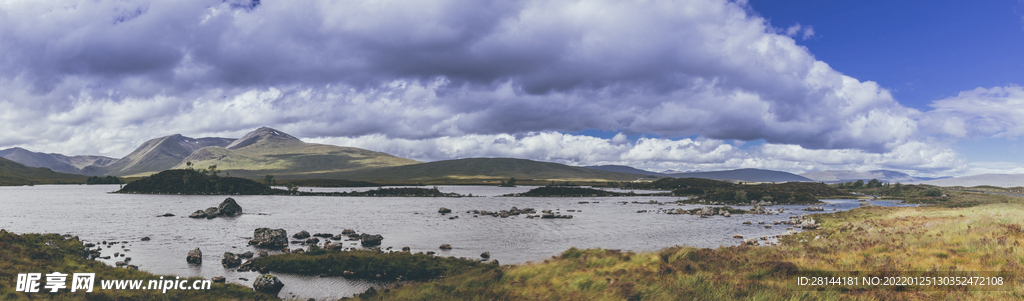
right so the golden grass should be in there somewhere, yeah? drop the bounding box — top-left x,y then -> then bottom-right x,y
354,191 -> 1024,300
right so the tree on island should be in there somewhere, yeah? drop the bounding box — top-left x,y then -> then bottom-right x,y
498,177 -> 517,187
264,175 -> 277,186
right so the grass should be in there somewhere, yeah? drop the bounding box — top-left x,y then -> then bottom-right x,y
347,191 -> 1024,300
0,231 -> 273,300
251,248 -> 498,282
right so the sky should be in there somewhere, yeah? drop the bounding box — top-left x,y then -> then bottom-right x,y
1,0 -> 1023,177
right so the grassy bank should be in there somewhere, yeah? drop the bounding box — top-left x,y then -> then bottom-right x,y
252,248 -> 498,281
348,191 -> 1023,300
0,231 -> 273,300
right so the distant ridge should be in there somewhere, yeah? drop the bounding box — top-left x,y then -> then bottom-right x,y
170,127 -> 420,178
583,165 -> 665,176
0,147 -> 115,175
87,134 -> 235,176
0,156 -> 88,185
664,168 -> 812,183
919,174 -> 1024,188
328,158 -> 648,183
800,169 -> 950,183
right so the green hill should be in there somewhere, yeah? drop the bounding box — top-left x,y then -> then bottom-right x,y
86,134 -> 234,177
318,158 -> 655,184
164,127 -> 419,179
0,156 -> 89,185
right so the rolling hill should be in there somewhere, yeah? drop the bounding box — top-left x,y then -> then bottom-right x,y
320,158 -> 652,183
0,156 -> 90,185
0,147 -> 115,174
663,168 -> 812,183
84,134 -> 235,177
583,165 -> 665,176
169,127 -> 420,178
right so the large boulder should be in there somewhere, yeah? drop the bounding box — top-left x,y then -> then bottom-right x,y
217,197 -> 243,217
250,228 -> 288,249
252,274 -> 284,295
801,219 -> 818,230
186,248 -> 202,264
222,252 -> 242,268
359,233 -> 383,247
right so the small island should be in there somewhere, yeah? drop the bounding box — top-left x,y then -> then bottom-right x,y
116,169 -> 465,197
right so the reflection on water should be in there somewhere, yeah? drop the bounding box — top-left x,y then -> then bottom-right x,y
0,185 -> 871,300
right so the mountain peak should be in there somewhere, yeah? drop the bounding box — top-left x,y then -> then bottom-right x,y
226,127 -> 302,150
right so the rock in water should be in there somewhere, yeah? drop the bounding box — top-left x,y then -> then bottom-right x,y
186,247 -> 202,264
438,207 -> 452,214
252,274 -> 284,295
211,276 -> 226,283
189,210 -> 207,219
203,207 -> 219,219
324,242 -> 343,250
222,252 -> 242,268
439,244 -> 453,250
359,233 -> 383,247
217,197 -> 243,217
480,251 -> 490,258
250,228 -> 288,249
293,230 -> 310,239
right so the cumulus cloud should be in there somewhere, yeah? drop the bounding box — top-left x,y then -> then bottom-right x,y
922,86 -> 1024,138
0,0 -> 1014,176
0,0 -> 923,151
306,132 -> 961,177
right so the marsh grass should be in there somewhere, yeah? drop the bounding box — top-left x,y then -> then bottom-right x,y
252,248 -> 497,281
351,191 -> 1024,300
0,230 -> 272,300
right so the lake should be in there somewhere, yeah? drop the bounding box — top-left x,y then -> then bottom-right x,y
0,184 -> 868,300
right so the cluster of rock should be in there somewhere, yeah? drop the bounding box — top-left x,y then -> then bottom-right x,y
662,207 -> 732,217
465,207 -> 537,218
538,209 -> 573,219
189,198 -> 243,219
80,239 -> 138,269
804,206 -> 825,211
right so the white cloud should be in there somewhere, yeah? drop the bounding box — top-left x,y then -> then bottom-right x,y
306,132 -> 963,177
0,0 -> 1016,177
922,85 -> 1024,138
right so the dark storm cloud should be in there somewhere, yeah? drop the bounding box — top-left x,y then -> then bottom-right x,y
1,0 -> 935,158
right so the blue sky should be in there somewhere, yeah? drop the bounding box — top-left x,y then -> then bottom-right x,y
750,0 -> 1024,171
750,0 -> 1024,109
1,0 -> 1023,177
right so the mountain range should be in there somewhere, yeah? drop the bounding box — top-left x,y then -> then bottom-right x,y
799,170 -> 950,183
584,165 -> 812,182
12,127 -> 1012,187
917,174 -> 1024,188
